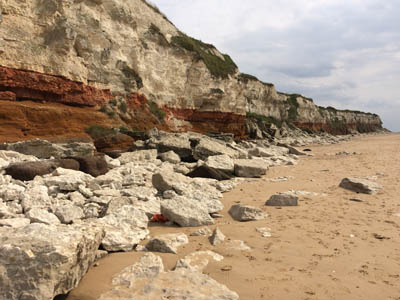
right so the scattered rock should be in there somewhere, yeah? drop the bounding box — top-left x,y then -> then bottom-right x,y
43,168 -> 94,192
5,159 -> 80,181
205,154 -> 235,174
266,193 -> 299,206
72,155 -> 109,177
234,159 -> 268,178
111,253 -> 164,287
95,250 -> 108,261
278,143 -> 307,155
221,265 -> 233,272
190,227 -> 212,236
193,138 -> 238,160
94,133 -> 134,154
349,198 -> 363,203
209,227 -> 226,245
373,233 -> 390,240
146,233 -> 189,254
4,139 -> 95,159
159,150 -> 181,164
152,170 -> 190,193
118,149 -> 158,164
226,240 -> 251,251
256,227 -> 272,238
339,177 -> 383,194
98,206 -> 149,252
26,208 -> 61,225
161,197 -> 214,227
187,165 -> 232,181
210,212 -> 224,218
175,250 -> 224,272
229,204 -> 267,221
54,204 -> 85,224
154,134 -> 192,159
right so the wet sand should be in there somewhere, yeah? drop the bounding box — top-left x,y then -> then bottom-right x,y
67,133 -> 400,300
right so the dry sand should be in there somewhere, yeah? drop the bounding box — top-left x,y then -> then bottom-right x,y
67,133 -> 400,300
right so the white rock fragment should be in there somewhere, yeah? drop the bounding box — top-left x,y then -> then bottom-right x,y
209,228 -> 226,245
229,204 -> 267,221
26,208 -> 61,225
146,233 -> 189,254
175,250 -> 224,272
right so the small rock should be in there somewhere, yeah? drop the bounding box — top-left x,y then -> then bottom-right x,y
339,177 -> 382,194
234,159 -> 268,178
26,208 -> 61,225
118,150 -> 158,164
209,227 -> 225,245
228,204 -> 267,221
111,253 -> 164,287
266,193 -> 299,206
210,212 -> 224,218
175,250 -> 224,272
159,151 -> 181,164
186,165 -> 232,181
95,250 -> 108,260
190,227 -> 212,237
146,233 -> 189,254
226,240 -> 251,251
54,205 -> 85,224
221,265 -> 233,272
256,227 -> 272,238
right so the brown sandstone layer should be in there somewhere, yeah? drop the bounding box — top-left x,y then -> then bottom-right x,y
0,100 -> 121,143
0,66 -> 112,107
166,108 -> 246,137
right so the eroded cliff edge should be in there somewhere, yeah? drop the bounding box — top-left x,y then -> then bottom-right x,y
0,0 -> 383,141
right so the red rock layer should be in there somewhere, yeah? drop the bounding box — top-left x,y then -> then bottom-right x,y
0,100 -> 122,143
0,66 -> 112,107
166,108 -> 246,137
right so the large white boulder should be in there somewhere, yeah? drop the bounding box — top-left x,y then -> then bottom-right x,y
0,223 -> 104,300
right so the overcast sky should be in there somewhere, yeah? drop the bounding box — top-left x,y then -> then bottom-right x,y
152,0 -> 400,131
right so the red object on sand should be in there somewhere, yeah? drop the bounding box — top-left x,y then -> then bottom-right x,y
151,214 -> 168,223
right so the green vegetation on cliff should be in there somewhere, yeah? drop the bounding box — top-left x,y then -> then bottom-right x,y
246,112 -> 282,128
286,94 -> 300,122
148,101 -> 166,121
318,105 -> 378,117
238,73 -> 274,87
171,33 -> 237,79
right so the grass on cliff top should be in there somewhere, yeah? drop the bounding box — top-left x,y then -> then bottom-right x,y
238,73 -> 274,87
280,92 -> 313,102
171,33 -> 238,79
141,0 -> 173,24
318,105 -> 378,117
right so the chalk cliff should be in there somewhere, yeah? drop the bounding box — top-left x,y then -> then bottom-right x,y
0,0 -> 382,141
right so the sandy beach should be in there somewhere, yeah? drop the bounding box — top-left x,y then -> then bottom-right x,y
67,133 -> 400,300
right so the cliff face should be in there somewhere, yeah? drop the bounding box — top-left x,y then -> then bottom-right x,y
0,0 -> 382,140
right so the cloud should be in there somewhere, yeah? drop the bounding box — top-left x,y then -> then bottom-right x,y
152,0 -> 400,131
